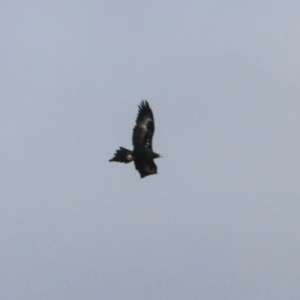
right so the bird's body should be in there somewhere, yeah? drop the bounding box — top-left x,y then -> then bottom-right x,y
109,100 -> 161,178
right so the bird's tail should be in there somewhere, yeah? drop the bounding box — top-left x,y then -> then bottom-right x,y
109,147 -> 134,163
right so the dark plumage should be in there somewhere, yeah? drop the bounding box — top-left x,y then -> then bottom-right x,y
109,100 -> 161,178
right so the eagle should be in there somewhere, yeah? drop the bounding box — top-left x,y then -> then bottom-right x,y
109,100 -> 161,178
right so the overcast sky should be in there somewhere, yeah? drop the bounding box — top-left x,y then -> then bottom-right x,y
1,1 -> 300,299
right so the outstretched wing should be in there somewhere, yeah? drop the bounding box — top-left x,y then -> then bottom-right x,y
132,100 -> 155,150
134,159 -> 157,178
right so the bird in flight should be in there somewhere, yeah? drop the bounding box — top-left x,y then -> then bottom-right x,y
109,100 -> 161,178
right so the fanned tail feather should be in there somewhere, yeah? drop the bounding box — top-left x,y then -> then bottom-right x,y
109,147 -> 134,163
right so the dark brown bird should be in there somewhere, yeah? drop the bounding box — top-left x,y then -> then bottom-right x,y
109,100 -> 161,178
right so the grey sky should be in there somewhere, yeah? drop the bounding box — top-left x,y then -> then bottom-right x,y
1,1 -> 300,299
